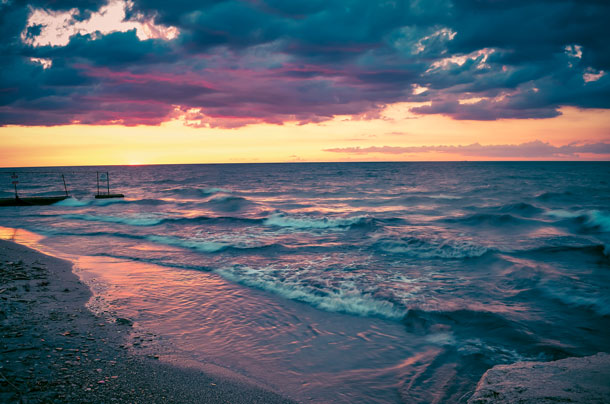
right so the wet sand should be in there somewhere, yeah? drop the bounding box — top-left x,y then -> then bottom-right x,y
0,239 -> 296,404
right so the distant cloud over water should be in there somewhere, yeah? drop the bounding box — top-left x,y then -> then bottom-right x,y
1,0 -> 609,127
324,141 -> 610,159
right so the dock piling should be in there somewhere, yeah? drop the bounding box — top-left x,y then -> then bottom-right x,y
94,171 -> 124,199
61,174 -> 69,197
11,173 -> 19,198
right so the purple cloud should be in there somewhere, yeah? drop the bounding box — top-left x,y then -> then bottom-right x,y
1,0 -> 609,127
323,141 -> 610,158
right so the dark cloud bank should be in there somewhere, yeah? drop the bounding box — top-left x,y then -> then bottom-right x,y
1,0 -> 609,129
324,141 -> 610,158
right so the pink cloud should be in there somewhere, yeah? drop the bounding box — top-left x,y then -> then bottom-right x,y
323,141 -> 610,159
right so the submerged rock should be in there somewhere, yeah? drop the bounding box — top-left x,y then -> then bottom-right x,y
469,353 -> 610,403
115,318 -> 133,326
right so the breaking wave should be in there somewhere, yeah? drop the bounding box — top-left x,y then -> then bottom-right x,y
216,265 -> 405,320
547,209 -> 610,233
375,236 -> 489,259
53,197 -> 167,207
201,187 -> 231,195
53,197 -> 90,207
146,235 -> 229,253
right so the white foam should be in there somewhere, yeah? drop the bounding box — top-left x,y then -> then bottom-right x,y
193,230 -> 274,249
63,213 -> 163,226
425,332 -> 456,346
216,265 -> 405,320
202,187 -> 230,195
54,197 -> 90,207
146,235 -> 227,253
457,338 -> 528,363
263,213 -> 366,229
378,238 -> 488,259
547,209 -> 610,232
428,194 -> 462,200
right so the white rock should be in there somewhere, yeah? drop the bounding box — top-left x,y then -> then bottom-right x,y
469,353 -> 610,403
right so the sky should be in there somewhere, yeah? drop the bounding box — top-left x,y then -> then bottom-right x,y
1,0 -> 609,166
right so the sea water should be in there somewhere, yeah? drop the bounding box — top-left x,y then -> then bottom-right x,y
0,162 -> 609,403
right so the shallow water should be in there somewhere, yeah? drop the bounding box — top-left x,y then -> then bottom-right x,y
1,162 -> 609,403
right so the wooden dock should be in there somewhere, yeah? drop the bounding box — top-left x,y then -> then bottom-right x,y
0,196 -> 68,207
95,171 -> 124,199
1,171 -> 125,206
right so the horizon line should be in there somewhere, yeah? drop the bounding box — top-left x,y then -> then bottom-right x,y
1,160 -> 610,169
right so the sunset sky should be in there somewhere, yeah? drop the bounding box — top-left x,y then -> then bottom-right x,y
1,0 -> 609,166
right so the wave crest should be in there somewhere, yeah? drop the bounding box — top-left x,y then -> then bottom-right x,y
547,209 -> 610,233
53,197 -> 90,207
62,213 -> 164,226
263,213 -> 370,229
375,236 -> 489,259
216,265 -> 405,319
205,195 -> 254,212
497,202 -> 544,216
447,213 -> 538,227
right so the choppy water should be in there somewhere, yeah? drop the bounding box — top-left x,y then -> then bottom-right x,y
1,162 -> 609,403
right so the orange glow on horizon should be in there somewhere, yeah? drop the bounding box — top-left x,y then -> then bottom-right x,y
1,105 -> 609,167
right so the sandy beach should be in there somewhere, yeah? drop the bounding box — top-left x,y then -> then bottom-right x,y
0,239 -> 296,404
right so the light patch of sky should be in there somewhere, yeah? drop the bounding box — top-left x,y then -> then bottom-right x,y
460,89 -> 513,104
29,57 -> 52,69
565,44 -> 583,59
412,84 -> 428,95
412,28 -> 456,54
458,97 -> 485,105
583,68 -> 605,83
427,48 -> 494,72
21,0 -> 178,47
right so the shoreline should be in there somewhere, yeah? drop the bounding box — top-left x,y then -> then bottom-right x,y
0,239 -> 296,404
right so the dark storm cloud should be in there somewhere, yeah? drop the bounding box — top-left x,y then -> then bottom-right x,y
409,99 -> 563,120
47,31 -> 176,66
1,0 -> 609,127
0,25 -> 181,125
